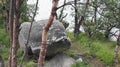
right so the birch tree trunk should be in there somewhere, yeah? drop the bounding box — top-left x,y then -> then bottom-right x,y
38,0 -> 59,67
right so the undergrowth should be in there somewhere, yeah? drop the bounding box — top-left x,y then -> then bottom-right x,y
0,30 -> 119,67
67,32 -> 117,67
0,29 -> 9,47
71,61 -> 88,67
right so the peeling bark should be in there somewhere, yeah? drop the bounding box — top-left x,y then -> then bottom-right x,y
9,0 -> 22,67
38,0 -> 59,67
8,0 -> 14,66
114,45 -> 120,65
114,33 -> 120,66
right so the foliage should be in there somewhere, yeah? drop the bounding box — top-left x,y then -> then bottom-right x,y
20,0 -> 31,22
0,31 -> 118,66
0,0 -> 119,66
67,32 -> 75,40
1,48 -> 9,60
23,61 -> 37,67
0,0 -> 38,66
67,0 -> 120,39
71,61 -> 88,67
0,3 -> 5,28
0,29 -> 9,47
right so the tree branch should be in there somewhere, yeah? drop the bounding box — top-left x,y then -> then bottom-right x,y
57,1 -> 87,10
78,0 -> 89,25
19,0 -> 39,67
58,0 -> 66,20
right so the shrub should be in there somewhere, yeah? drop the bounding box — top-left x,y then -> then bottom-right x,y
0,29 -> 9,47
71,61 -> 88,67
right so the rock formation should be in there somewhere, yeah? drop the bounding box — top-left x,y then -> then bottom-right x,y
19,19 -> 71,57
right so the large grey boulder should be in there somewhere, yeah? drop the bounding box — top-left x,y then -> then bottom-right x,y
44,54 -> 75,67
19,19 -> 71,56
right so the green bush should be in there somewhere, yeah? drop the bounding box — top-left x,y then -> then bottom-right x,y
1,47 -> 10,60
77,33 -> 92,47
71,61 -> 88,67
23,61 -> 37,67
67,32 -> 75,40
0,29 -> 9,47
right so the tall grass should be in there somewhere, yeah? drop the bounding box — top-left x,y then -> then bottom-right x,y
92,42 -> 114,65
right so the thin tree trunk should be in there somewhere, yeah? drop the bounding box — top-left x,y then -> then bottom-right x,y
38,0 -> 59,67
114,32 -> 120,66
11,11 -> 18,67
114,45 -> 120,66
94,0 -> 97,23
19,0 -> 38,67
58,0 -> 66,21
78,0 -> 89,27
9,0 -> 21,67
11,0 -> 18,66
8,0 -> 14,66
74,0 -> 78,38
74,0 -> 89,38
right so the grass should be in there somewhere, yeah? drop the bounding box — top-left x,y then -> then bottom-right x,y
0,29 -> 119,67
66,32 -> 118,67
